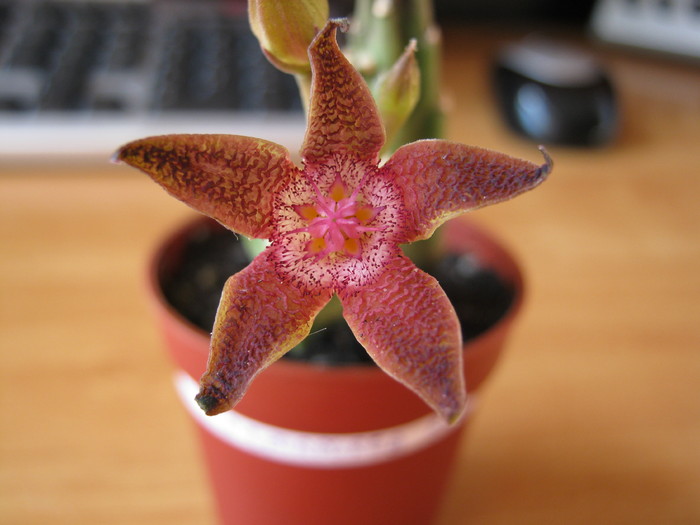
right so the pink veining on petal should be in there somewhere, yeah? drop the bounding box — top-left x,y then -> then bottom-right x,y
301,20 -> 385,166
381,140 -> 552,243
116,134 -> 300,239
196,253 -> 333,416
339,254 -> 466,423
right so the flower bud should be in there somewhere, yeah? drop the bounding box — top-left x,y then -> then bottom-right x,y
374,39 -> 420,150
248,0 -> 329,74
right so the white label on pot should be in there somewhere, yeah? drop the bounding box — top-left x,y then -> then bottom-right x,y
174,371 -> 475,469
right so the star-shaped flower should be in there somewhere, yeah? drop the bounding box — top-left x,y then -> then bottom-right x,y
116,20 -> 551,423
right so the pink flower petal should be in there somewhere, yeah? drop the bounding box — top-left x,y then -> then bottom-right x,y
301,20 -> 385,167
382,141 -> 552,242
338,255 -> 466,423
116,134 -> 301,239
196,253 -> 333,415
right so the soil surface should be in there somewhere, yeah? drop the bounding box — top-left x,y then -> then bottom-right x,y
161,220 -> 514,366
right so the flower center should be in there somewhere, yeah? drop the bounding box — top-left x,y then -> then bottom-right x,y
292,176 -> 382,260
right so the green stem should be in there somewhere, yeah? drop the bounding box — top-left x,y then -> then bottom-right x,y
239,236 -> 269,261
349,0 -> 403,78
294,72 -> 313,116
388,0 -> 443,149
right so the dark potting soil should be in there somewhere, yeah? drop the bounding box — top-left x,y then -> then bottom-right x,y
161,220 -> 515,366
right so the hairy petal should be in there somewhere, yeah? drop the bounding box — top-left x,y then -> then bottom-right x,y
301,20 -> 385,167
382,141 -> 552,242
195,253 -> 333,415
338,255 -> 466,423
115,134 -> 300,238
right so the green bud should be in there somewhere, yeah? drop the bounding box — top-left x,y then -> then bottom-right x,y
375,39 -> 420,151
248,0 -> 329,74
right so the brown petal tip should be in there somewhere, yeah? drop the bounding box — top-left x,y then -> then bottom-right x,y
109,148 -> 124,165
328,17 -> 350,34
195,385 -> 229,416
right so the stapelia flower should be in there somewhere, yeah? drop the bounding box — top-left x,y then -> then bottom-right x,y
115,20 -> 551,423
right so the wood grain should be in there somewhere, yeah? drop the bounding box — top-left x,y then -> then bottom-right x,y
2,26 -> 699,524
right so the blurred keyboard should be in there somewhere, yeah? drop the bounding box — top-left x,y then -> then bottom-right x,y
0,0 -> 305,159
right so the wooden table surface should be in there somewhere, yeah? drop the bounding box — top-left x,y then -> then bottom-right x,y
2,26 -> 699,524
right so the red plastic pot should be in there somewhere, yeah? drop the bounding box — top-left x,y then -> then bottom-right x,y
147,216 -> 524,525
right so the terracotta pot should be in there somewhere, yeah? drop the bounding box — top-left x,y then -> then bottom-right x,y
147,216 -> 524,525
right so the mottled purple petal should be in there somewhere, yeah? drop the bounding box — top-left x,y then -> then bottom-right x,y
300,20 -> 385,167
338,255 -> 466,423
195,253 -> 333,415
381,141 -> 552,242
116,134 -> 300,239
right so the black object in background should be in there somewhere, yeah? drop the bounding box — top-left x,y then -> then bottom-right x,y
491,38 -> 618,147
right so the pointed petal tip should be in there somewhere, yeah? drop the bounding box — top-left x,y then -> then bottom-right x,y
434,388 -> 468,425
111,138 -> 142,165
109,147 -> 124,165
444,401 -> 467,426
538,145 -> 554,177
313,18 -> 349,45
195,386 -> 230,416
329,17 -> 350,33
